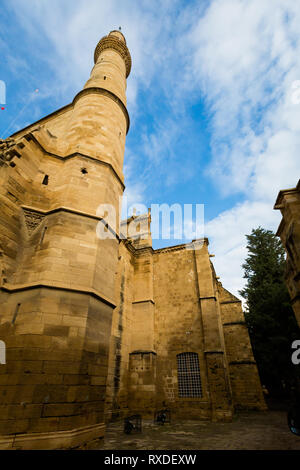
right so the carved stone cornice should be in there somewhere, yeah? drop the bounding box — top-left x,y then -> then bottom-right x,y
1,282 -> 116,309
121,239 -> 154,257
21,205 -> 122,242
73,87 -> 130,134
154,239 -> 208,254
94,35 -> 132,77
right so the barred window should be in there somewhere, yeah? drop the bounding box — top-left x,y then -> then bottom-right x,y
177,352 -> 202,398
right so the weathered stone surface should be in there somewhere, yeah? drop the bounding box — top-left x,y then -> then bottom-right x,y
274,179 -> 300,326
0,30 -> 265,450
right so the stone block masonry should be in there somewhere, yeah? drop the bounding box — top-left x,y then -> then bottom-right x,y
0,30 -> 266,449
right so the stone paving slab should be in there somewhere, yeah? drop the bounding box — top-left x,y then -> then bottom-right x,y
96,411 -> 300,450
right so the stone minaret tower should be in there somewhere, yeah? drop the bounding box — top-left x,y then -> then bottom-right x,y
0,30 -> 131,449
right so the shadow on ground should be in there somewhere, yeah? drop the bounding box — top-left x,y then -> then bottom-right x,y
94,411 -> 300,450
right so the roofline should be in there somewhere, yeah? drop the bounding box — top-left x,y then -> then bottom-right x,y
9,102 -> 73,139
153,238 -> 209,254
274,179 -> 300,209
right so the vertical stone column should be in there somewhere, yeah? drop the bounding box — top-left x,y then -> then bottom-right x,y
128,214 -> 156,416
219,286 -> 267,410
193,240 -> 233,421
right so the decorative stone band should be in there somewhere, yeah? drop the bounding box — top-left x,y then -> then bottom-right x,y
204,350 -> 224,354
22,204 -> 105,222
0,422 -> 105,450
1,282 -> 116,309
24,132 -> 125,189
73,87 -> 130,134
220,299 -> 242,305
21,205 -> 120,241
94,35 -> 132,77
223,321 -> 246,326
122,238 -> 209,257
132,299 -> 155,305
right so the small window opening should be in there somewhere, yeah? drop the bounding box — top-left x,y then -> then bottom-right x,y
103,76 -> 107,80
81,168 -> 88,175
42,175 -> 49,185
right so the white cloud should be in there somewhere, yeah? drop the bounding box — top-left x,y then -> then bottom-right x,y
7,0 -> 182,111
205,200 -> 281,298
122,148 -> 146,218
187,0 -> 300,196
184,0 -> 300,297
4,0 -> 300,300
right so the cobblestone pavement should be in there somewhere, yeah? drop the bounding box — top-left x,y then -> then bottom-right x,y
96,411 -> 300,450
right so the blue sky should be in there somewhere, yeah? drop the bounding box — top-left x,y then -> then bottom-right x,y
1,0 -> 300,298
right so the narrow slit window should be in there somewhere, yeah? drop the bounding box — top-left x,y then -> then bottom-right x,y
42,175 -> 49,185
39,226 -> 47,247
12,303 -> 21,325
177,352 -> 202,398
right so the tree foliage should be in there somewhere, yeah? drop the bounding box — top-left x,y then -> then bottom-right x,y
240,227 -> 300,395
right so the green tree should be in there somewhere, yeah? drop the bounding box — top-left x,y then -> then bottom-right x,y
240,227 -> 300,397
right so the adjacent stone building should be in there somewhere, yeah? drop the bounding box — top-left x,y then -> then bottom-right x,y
0,30 -> 266,449
274,180 -> 300,327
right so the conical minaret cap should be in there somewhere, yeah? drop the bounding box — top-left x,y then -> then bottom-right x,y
94,30 -> 132,77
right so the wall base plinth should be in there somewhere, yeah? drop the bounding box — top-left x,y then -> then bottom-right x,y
0,422 -> 105,450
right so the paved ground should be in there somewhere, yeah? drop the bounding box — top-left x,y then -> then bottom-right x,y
95,411 -> 300,450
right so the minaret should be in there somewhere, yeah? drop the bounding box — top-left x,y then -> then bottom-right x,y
66,30 -> 131,181
0,31 -> 131,449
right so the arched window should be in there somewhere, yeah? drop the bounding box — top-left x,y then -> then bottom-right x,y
177,352 -> 202,398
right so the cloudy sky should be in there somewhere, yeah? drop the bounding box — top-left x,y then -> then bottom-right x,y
1,0 -> 300,299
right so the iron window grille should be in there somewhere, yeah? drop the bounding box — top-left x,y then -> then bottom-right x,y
177,352 -> 202,398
